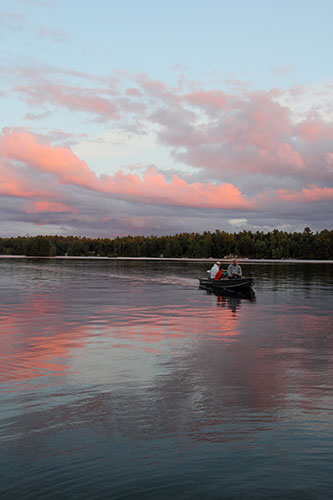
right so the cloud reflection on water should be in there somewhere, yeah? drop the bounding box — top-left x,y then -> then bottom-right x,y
0,260 -> 332,497
0,290 -> 246,393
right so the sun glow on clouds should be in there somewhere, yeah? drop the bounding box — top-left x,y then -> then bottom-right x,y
277,186 -> 333,203
0,129 -> 253,210
1,61 -> 333,234
23,201 -> 78,214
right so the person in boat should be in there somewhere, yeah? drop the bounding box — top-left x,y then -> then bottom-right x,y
227,259 -> 242,279
214,264 -> 227,280
208,261 -> 221,279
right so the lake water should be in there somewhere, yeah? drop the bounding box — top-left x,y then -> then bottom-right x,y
0,259 -> 332,499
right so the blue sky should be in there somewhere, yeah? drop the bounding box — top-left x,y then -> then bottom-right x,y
3,0 -> 333,86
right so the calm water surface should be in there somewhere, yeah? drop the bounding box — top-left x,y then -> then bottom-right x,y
0,259 -> 332,499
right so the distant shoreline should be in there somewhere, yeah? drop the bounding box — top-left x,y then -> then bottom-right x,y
0,255 -> 332,264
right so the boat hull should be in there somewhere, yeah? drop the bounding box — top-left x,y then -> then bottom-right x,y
199,276 -> 255,290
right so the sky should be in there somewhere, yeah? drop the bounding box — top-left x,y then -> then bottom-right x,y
1,0 -> 332,237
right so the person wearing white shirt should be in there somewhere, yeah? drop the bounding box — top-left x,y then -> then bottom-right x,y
208,261 -> 221,279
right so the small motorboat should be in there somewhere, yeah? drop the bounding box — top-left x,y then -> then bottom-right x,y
199,276 -> 255,291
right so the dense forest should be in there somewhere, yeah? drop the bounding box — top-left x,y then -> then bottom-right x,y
0,228 -> 332,259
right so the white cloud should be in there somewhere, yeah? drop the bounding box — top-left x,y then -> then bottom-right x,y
228,218 -> 248,227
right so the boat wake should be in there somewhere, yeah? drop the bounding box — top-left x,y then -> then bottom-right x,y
108,273 -> 198,288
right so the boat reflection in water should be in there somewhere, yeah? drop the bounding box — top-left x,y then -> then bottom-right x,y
200,283 -> 256,313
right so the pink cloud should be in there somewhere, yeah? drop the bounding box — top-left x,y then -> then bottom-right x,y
2,67 -> 333,235
14,82 -> 121,120
9,66 -> 332,186
0,159 -> 54,198
101,167 -> 254,209
23,201 -> 78,213
295,119 -> 333,142
14,78 -> 147,121
137,74 -> 171,98
126,87 -> 141,96
0,129 -> 254,210
226,91 -> 291,151
0,178 -> 42,198
146,88 -> 302,180
142,86 -> 332,183
275,143 -> 304,169
0,128 -> 98,188
184,90 -> 227,110
277,185 -> 333,202
2,128 -> 332,216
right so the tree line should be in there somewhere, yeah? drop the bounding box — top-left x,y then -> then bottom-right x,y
0,228 -> 332,259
